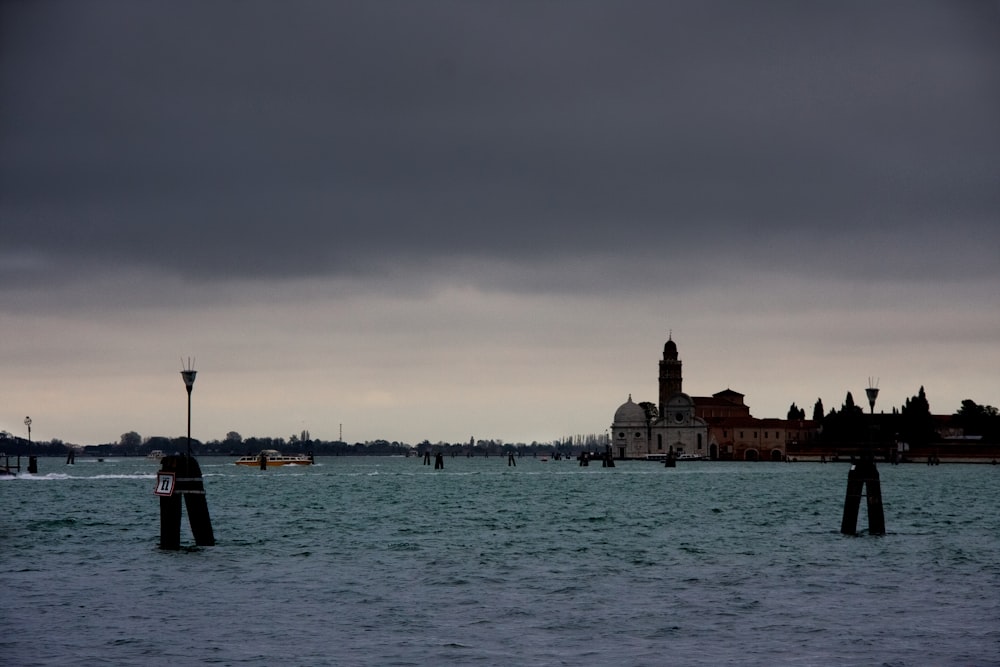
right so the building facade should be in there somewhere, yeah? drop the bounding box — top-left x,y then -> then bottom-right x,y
611,335 -> 819,460
611,336 -> 710,460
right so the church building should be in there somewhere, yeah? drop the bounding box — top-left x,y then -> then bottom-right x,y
611,334 -> 816,461
611,335 -> 710,460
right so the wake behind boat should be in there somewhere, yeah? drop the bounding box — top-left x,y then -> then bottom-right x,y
235,449 -> 314,467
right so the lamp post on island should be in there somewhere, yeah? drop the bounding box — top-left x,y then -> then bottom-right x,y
25,416 -> 37,474
181,359 -> 197,457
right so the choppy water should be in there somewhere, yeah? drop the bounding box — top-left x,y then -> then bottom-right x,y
2,456 -> 998,666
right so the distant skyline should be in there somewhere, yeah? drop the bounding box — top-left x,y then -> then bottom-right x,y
2,2 -> 998,445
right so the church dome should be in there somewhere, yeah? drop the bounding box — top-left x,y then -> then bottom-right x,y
614,395 -> 648,424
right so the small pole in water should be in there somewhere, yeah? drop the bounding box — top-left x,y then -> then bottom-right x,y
25,416 -> 38,474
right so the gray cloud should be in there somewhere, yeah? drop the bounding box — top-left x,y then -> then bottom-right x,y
3,1 -> 998,291
2,2 -> 999,444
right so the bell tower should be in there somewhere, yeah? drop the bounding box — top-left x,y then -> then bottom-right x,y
658,333 -> 682,416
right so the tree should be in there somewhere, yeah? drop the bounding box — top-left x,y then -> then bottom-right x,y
224,431 -> 242,445
812,399 -> 824,422
119,431 -> 142,450
638,401 -> 658,423
787,403 -> 805,420
900,386 -> 935,448
953,400 -> 1000,440
819,393 -> 865,445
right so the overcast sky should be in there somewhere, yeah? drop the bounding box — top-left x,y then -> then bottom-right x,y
2,1 -> 998,446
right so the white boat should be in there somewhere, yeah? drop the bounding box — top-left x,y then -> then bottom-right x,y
147,450 -> 164,460
235,449 -> 313,467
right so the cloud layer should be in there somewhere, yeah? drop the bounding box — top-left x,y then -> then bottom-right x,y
2,2 -> 998,444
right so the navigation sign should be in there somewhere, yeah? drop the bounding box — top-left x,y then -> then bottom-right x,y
154,471 -> 176,497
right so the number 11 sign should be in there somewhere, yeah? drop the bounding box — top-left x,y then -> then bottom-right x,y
154,471 -> 176,497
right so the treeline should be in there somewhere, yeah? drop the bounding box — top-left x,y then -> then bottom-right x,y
0,429 -> 609,458
790,390 -> 1000,447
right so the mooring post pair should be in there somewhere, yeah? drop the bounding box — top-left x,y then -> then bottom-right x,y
664,446 -> 676,468
839,454 -> 885,536
840,381 -> 886,536
154,360 -> 215,549
156,453 -> 215,549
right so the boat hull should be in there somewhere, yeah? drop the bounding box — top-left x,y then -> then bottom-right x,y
235,458 -> 313,467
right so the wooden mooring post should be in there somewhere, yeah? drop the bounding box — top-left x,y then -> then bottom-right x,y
840,455 -> 885,536
841,381 -> 887,536
155,454 -> 215,549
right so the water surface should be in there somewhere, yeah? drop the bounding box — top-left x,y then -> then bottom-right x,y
2,457 -> 998,666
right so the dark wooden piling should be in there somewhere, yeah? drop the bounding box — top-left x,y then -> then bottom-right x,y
259,452 -> 267,470
158,454 -> 183,550
180,456 -> 215,546
157,454 -> 215,549
159,492 -> 183,550
840,457 -> 885,536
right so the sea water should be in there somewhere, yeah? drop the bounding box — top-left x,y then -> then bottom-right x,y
1,456 -> 998,666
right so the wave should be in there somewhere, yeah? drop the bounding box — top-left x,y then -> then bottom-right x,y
11,472 -> 156,481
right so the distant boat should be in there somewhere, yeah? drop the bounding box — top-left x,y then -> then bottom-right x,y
235,449 -> 314,467
147,450 -> 164,460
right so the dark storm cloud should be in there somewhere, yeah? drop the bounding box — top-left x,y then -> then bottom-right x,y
3,1 -> 999,288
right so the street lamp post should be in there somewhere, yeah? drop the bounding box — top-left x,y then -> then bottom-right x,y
865,386 -> 879,415
25,416 -> 36,474
865,377 -> 881,458
181,360 -> 197,457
